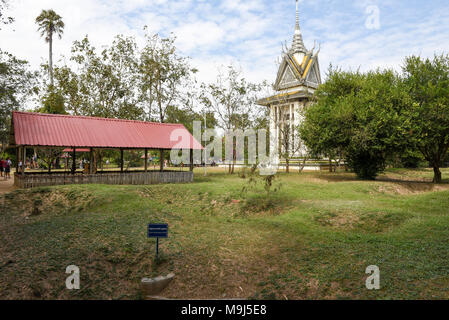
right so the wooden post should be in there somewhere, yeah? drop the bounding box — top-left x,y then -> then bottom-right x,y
159,149 -> 164,172
71,148 -> 76,175
189,149 -> 194,172
120,149 -> 124,173
89,148 -> 93,174
144,148 -> 148,172
15,146 -> 19,173
23,146 -> 26,175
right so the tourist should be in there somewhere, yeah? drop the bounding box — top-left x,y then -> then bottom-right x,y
4,158 -> 11,180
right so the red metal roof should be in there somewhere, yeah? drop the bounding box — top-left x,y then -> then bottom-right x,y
12,112 -> 203,150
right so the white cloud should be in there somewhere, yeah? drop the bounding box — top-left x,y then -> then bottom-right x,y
1,0 -> 449,90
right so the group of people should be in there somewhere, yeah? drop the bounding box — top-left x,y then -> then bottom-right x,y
21,156 -> 39,170
0,157 -> 12,180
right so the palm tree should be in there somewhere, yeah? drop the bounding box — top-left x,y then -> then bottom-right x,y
35,9 -> 64,87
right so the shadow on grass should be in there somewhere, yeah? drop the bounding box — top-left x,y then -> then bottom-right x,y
314,171 -> 449,186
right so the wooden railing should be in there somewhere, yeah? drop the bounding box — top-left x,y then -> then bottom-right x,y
14,171 -> 193,189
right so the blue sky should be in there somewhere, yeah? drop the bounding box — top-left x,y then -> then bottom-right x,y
1,0 -> 449,84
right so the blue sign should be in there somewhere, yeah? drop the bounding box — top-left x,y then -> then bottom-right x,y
148,223 -> 168,238
148,223 -> 168,258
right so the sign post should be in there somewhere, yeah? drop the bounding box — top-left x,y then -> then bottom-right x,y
147,223 -> 168,258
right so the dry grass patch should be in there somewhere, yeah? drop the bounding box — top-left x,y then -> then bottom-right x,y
376,182 -> 449,195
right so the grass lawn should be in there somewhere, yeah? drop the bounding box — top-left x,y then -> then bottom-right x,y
0,168 -> 448,300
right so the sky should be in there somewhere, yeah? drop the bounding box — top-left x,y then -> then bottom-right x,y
1,0 -> 449,85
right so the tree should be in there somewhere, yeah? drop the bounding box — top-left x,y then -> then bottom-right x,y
402,54 -> 449,183
0,0 -> 14,29
67,35 -> 143,119
200,65 -> 263,173
35,9 -> 64,87
165,105 -> 217,135
301,67 -> 411,180
0,50 -> 37,154
37,147 -> 63,173
40,89 -> 66,114
300,67 -> 362,171
53,30 -> 197,123
139,27 -> 196,123
52,65 -> 82,115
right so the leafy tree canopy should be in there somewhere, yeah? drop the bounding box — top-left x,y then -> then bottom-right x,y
300,67 -> 412,180
402,54 -> 449,183
0,50 -> 37,153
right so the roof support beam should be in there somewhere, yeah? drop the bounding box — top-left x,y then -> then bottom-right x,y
15,146 -> 19,174
89,148 -> 93,174
159,149 -> 164,172
22,146 -> 26,175
71,148 -> 76,175
144,148 -> 148,173
120,149 -> 124,173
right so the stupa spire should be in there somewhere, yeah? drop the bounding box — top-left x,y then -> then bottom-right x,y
292,0 -> 306,54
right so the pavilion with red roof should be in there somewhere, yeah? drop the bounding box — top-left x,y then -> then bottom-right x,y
9,111 -> 203,188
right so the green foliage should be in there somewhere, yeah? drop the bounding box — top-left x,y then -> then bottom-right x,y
35,9 -> 64,42
0,0 -> 14,28
165,105 -> 217,135
0,50 -> 38,153
51,30 -> 196,123
399,149 -> 425,168
39,87 -> 66,114
139,27 -> 197,123
301,67 -> 411,180
62,35 -> 143,119
35,9 -> 64,86
402,54 -> 449,183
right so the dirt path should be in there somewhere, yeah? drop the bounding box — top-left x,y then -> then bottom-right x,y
0,175 -> 15,194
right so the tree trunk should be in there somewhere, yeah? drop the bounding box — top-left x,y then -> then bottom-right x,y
433,166 -> 442,184
299,157 -> 307,173
231,144 -> 236,174
49,33 -> 54,87
286,158 -> 290,173
329,158 -> 333,173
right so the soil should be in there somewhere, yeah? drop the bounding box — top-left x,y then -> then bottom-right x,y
0,175 -> 15,194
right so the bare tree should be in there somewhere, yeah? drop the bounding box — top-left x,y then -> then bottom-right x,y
139,27 -> 196,123
37,147 -> 63,173
200,65 -> 263,173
